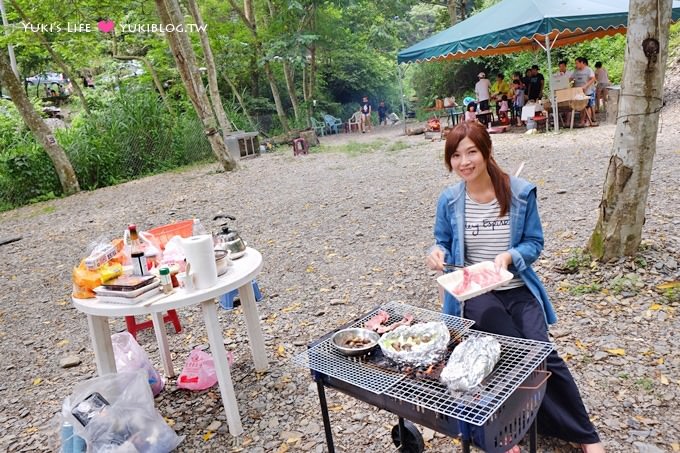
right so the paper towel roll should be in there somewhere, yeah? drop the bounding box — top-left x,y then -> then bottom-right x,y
182,235 -> 217,290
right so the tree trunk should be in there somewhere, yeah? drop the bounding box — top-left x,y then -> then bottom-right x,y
282,60 -> 300,123
8,0 -> 90,114
155,0 -> 237,171
185,0 -> 234,135
588,0 -> 672,261
0,50 -> 80,195
447,0 -> 458,26
263,61 -> 289,132
223,73 -> 257,131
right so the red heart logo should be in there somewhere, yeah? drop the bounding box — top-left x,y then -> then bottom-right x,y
97,20 -> 115,33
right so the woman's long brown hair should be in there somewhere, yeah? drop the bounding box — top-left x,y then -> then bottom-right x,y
444,121 -> 511,217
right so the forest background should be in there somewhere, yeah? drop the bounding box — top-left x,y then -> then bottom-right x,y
1,0 -> 678,211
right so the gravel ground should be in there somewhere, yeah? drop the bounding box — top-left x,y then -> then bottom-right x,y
1,99 -> 679,452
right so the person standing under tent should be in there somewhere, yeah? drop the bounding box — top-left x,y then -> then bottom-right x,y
594,62 -> 610,113
526,65 -> 544,101
475,72 -> 491,112
571,57 -> 598,127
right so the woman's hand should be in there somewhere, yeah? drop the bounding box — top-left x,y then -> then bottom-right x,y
426,246 -> 446,271
494,252 -> 512,272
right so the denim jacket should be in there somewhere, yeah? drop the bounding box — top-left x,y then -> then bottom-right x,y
434,176 -> 558,325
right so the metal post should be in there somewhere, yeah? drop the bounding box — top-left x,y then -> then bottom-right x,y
544,34 -> 559,133
316,379 -> 335,453
529,418 -> 538,453
0,0 -> 19,79
398,64 -> 407,135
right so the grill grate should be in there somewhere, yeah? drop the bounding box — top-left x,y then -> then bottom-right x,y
292,301 -> 474,394
383,330 -> 553,426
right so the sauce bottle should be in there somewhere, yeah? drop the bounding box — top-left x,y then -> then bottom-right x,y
128,224 -> 149,276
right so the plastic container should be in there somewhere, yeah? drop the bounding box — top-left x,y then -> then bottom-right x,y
147,220 -> 194,250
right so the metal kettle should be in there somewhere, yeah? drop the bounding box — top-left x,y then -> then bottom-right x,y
213,215 -> 247,254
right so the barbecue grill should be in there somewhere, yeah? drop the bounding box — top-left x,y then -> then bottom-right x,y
292,302 -> 554,452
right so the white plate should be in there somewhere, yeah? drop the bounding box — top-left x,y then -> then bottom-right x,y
437,261 -> 514,302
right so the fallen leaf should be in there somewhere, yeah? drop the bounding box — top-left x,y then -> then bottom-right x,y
574,339 -> 586,350
24,427 -> 38,434
56,339 -> 69,347
657,281 -> 680,290
282,303 -> 301,313
649,303 -> 663,311
671,442 -> 679,452
656,357 -> 665,365
328,404 -> 343,412
605,348 -> 625,356
164,417 -> 175,427
276,345 -> 286,358
203,431 -> 215,441
660,374 -> 670,385
57,300 -> 69,306
33,378 -> 42,385
305,265 -> 315,273
286,437 -> 301,444
275,442 -> 289,453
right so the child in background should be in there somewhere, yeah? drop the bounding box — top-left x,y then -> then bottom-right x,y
464,102 -> 477,122
498,95 -> 510,124
512,80 -> 525,126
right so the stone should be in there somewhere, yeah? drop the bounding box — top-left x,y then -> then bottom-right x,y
280,431 -> 303,441
206,421 -> 222,432
59,355 -> 82,368
633,442 -> 665,453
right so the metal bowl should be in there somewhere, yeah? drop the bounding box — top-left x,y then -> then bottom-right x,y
331,328 -> 380,357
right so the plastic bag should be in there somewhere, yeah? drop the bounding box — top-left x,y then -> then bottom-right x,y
112,332 -> 164,396
160,236 -> 185,270
177,348 -> 217,391
66,370 -> 182,453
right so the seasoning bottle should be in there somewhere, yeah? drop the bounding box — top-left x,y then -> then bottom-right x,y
128,224 -> 149,276
159,267 -> 173,294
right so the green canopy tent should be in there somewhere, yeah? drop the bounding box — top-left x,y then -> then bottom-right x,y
397,0 -> 680,132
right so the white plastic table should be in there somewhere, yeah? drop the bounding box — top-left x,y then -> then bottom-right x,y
72,247 -> 268,436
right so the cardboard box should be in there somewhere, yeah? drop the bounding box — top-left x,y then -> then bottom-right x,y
555,87 -> 585,103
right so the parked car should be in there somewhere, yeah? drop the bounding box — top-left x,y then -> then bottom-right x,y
25,72 -> 64,85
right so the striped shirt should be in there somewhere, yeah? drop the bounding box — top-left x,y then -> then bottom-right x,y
464,193 -> 524,290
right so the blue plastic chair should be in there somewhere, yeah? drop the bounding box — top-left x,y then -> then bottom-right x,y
310,117 -> 325,136
323,114 -> 342,134
219,280 -> 262,310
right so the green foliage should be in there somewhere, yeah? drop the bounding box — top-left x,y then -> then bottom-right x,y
559,248 -> 592,274
609,274 -> 642,295
0,86 -> 213,210
0,138 -> 62,208
569,282 -> 602,295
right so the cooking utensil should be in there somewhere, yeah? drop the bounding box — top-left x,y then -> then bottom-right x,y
331,328 -> 380,357
214,249 -> 232,276
213,215 -> 247,256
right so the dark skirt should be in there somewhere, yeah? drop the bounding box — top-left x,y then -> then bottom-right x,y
463,286 -> 601,444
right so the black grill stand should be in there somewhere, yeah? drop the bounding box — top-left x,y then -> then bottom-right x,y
314,372 -> 543,453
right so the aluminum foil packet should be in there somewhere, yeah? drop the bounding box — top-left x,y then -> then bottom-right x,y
440,335 -> 501,393
378,322 -> 450,367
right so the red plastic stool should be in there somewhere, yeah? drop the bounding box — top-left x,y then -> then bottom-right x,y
125,310 -> 182,340
292,137 -> 309,156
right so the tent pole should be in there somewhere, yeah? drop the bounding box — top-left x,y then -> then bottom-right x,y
545,34 -> 559,133
398,64 -> 407,135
